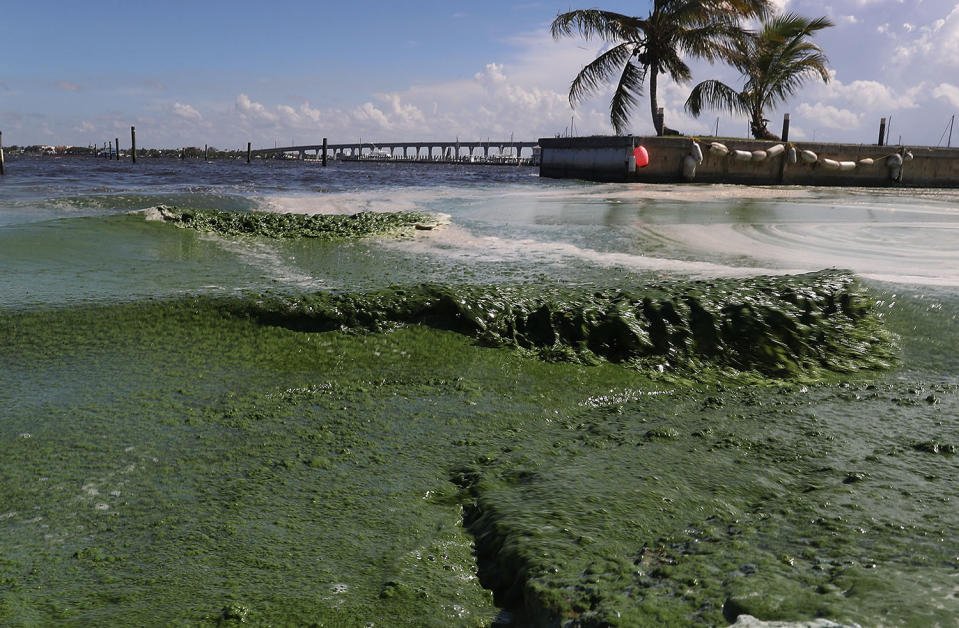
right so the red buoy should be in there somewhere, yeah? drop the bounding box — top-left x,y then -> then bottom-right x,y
634,145 -> 649,168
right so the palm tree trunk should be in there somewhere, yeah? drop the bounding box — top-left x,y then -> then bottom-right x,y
649,67 -> 662,136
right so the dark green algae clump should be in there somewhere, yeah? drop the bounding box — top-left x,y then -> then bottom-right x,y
152,205 -> 441,239
243,269 -> 896,378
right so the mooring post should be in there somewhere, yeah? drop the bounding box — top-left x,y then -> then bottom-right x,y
322,137 -> 328,167
115,137 -> 120,160
778,116 -> 790,184
130,126 -> 136,163
878,118 -> 887,146
246,142 -> 252,164
0,130 -> 5,176
204,144 -> 208,160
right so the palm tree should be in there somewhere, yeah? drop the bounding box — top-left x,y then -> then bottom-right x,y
551,0 -> 771,136
684,12 -> 834,139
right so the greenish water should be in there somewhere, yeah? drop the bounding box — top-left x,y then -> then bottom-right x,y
2,158 -> 959,626
2,280 -> 957,626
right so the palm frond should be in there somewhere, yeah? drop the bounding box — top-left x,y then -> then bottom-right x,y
551,10 -> 645,42
684,79 -> 747,116
568,43 -> 637,105
610,61 -> 647,134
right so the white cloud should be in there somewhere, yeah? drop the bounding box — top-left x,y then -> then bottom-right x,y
796,103 -> 861,129
883,4 -> 959,69
56,81 -> 81,92
932,83 -> 959,108
813,77 -> 921,111
236,93 -> 277,122
171,102 -> 202,121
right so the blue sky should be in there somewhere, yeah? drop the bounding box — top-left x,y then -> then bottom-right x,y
2,1 -> 958,148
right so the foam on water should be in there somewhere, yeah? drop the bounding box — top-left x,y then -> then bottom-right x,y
387,223 -> 799,279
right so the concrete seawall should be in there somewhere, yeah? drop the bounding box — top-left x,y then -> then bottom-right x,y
539,135 -> 959,187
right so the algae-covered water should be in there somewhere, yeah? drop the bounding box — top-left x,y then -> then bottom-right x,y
1,156 -> 958,626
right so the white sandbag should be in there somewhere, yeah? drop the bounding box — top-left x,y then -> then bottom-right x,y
857,158 -> 874,167
732,149 -> 752,161
766,144 -> 785,157
800,150 -> 818,163
710,142 -> 729,156
691,142 -> 703,164
787,146 -> 797,164
821,158 -> 841,170
838,161 -> 856,172
751,150 -> 768,161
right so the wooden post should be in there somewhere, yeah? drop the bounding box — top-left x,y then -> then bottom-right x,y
246,142 -> 252,163
115,137 -> 120,160
777,117 -> 789,184
204,144 -> 208,160
322,137 -> 328,166
878,118 -> 887,146
130,126 -> 136,163
0,130 -> 5,175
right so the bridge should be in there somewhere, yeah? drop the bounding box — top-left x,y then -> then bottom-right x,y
251,139 -> 539,162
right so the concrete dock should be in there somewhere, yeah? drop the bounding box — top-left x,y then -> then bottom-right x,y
539,135 -> 959,188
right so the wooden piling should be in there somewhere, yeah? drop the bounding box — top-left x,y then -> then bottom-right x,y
878,118 -> 887,146
115,137 -> 120,160
778,115 -> 790,184
246,142 -> 252,163
322,137 -> 328,167
204,144 -> 208,160
0,130 -> 5,175
130,126 -> 136,163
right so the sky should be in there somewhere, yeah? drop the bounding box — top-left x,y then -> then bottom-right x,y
2,0 -> 958,149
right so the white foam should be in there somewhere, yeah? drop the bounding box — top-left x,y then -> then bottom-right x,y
650,221 -> 959,286
199,233 -> 320,289
386,224 -> 798,279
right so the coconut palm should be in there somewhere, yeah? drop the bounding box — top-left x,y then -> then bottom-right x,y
684,12 -> 834,139
551,0 -> 771,136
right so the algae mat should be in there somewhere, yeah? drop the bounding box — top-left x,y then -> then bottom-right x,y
1,277 -> 958,626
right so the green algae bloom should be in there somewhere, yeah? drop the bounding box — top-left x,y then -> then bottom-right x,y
152,206 -> 442,239
244,270 -> 896,377
3,274 -> 957,627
